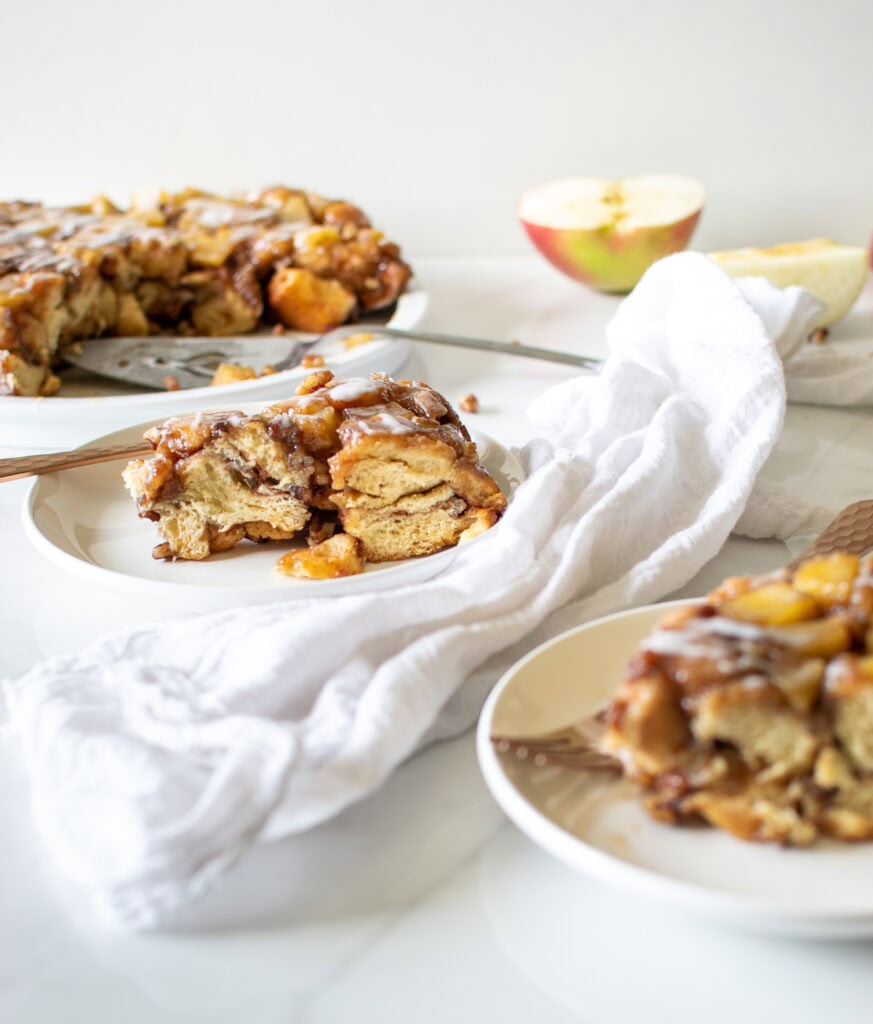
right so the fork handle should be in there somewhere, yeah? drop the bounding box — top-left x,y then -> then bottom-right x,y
787,500 -> 873,569
0,441 -> 151,483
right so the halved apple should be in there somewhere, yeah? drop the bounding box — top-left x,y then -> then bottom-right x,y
518,174 -> 706,293
708,239 -> 869,328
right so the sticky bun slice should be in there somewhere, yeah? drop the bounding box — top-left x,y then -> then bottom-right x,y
604,553 -> 873,845
123,372 -> 506,568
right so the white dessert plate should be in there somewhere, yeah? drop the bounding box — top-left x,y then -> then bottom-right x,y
1,288 -> 427,449
477,601 -> 873,940
23,417 -> 524,612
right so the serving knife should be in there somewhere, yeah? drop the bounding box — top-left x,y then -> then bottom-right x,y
61,326 -> 603,391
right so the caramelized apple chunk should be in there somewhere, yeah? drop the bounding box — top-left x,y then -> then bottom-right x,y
276,533 -> 365,579
793,553 -> 859,608
720,581 -> 820,625
267,266 -> 356,333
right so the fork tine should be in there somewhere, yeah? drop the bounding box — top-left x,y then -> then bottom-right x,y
491,736 -> 621,772
271,339 -> 313,373
491,717 -> 621,773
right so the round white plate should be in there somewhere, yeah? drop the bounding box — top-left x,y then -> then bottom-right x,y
2,289 -> 427,449
24,418 -> 524,612
477,601 -> 873,940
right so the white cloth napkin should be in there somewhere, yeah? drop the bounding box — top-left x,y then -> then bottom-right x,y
3,253 -> 827,930
737,274 -> 873,407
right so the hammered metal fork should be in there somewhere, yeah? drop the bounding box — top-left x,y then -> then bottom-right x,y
491,710 -> 622,773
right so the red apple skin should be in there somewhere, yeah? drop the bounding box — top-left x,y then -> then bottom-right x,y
520,209 -> 703,294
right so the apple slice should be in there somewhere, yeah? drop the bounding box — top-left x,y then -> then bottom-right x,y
518,174 -> 706,293
708,240 -> 869,328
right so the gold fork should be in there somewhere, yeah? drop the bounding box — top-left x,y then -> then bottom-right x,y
490,499 -> 873,771
492,710 -> 622,773
0,441 -> 151,483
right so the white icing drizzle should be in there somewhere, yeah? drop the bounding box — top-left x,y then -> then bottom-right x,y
327,378 -> 383,403
351,410 -> 419,435
0,210 -> 171,254
180,199 -> 275,229
644,616 -> 765,659
642,615 -> 779,682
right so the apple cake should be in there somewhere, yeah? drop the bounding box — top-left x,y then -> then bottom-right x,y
604,553 -> 873,845
122,371 -> 506,573
0,188 -> 411,397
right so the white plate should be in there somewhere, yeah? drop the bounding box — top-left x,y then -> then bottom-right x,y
1,289 -> 427,449
477,601 -> 873,940
24,419 -> 524,612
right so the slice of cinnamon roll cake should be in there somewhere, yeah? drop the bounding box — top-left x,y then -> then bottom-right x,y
604,553 -> 873,845
123,372 -> 506,575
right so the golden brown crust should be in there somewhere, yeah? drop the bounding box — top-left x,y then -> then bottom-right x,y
0,188 -> 412,396
605,553 -> 873,845
267,267 -> 356,333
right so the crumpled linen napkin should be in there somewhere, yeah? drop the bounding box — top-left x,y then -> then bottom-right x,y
3,252 -> 827,930
737,274 -> 873,407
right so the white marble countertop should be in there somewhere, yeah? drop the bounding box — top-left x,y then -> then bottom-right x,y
3,257 -> 873,1023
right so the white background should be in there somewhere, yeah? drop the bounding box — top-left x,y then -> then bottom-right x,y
5,6 -> 873,1020
2,0 -> 872,256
